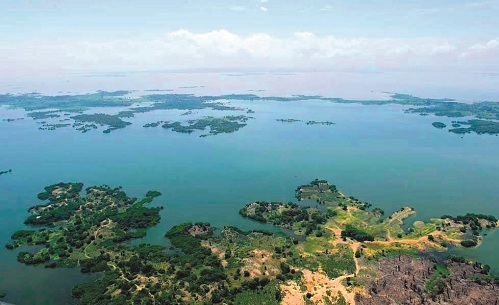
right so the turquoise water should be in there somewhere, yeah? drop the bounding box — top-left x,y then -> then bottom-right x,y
1,99 -> 498,304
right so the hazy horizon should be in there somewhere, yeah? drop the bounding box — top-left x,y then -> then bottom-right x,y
1,1 -> 499,77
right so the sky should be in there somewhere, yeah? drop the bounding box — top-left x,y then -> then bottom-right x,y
0,0 -> 499,75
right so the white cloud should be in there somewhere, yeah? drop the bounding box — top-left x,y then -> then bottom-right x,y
260,6 -> 268,12
0,30 -> 497,74
259,0 -> 268,3
460,38 -> 499,60
470,38 -> 499,51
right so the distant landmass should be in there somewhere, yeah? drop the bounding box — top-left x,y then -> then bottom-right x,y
1,91 -> 499,136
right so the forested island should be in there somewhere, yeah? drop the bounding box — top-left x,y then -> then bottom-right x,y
1,91 -> 498,136
160,116 -> 251,137
5,179 -> 498,305
143,115 -> 251,137
276,119 -> 335,126
432,122 -> 447,129
276,119 -> 302,123
448,119 -> 499,135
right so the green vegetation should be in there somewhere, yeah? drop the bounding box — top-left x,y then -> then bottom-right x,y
425,263 -> 450,296
0,91 -> 132,111
8,184 -> 305,304
71,113 -> 131,133
28,110 -> 62,120
448,119 -> 499,135
162,116 -> 250,137
276,119 -> 335,126
3,91 -> 498,137
441,213 -> 497,225
7,182 -> 162,260
6,178 -> 498,304
38,123 -> 71,131
239,200 -> 336,235
233,281 -> 281,305
341,225 -> 374,242
0,290 -> 6,298
306,121 -> 335,126
319,245 -> 356,277
460,240 -> 478,247
143,121 -> 163,128
276,118 -> 302,123
406,100 -> 499,120
441,213 -> 496,236
165,222 -> 213,259
432,122 -> 447,129
405,100 -> 499,135
2,117 -> 24,122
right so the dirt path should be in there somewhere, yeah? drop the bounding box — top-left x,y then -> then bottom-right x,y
83,218 -> 112,259
335,241 -> 362,305
350,242 -> 361,276
369,231 -> 463,249
292,235 -> 360,305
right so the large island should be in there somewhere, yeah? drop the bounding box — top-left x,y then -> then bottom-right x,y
5,180 -> 498,305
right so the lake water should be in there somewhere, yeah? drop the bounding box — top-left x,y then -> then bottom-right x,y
0,75 -> 498,304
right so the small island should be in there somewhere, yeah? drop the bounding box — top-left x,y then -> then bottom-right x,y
143,121 -> 164,128
71,113 -> 132,133
38,123 -> 71,131
306,121 -> 335,126
2,118 -> 24,122
0,169 -> 12,176
276,119 -> 335,126
161,115 -> 251,137
432,122 -> 447,129
276,119 -> 302,123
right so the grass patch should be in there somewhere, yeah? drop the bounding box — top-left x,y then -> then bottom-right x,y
425,263 -> 450,294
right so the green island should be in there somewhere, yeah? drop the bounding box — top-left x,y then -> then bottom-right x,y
2,118 -> 24,122
405,100 -> 499,120
276,119 -> 335,126
1,91 -> 499,135
432,122 -> 447,129
5,179 -> 498,305
38,123 -> 72,131
28,110 -> 63,120
71,114 -> 132,133
448,119 -> 499,135
0,169 -> 12,176
276,119 -> 302,123
160,116 -> 251,137
306,121 -> 335,126
143,121 -> 164,128
0,91 -> 133,112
